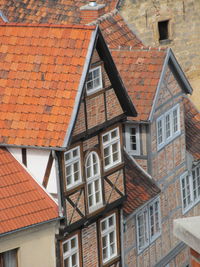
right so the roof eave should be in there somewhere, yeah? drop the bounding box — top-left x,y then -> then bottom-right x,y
62,26 -> 98,149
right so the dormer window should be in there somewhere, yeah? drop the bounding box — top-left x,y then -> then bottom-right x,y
125,124 -> 140,155
86,66 -> 102,95
65,146 -> 82,189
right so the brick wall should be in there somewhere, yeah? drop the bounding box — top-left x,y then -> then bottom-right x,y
123,67 -> 200,266
120,0 -> 200,109
191,249 -> 200,267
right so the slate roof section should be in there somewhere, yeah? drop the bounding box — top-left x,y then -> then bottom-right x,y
0,23 -> 95,148
111,48 -> 167,121
0,147 -> 58,235
1,0 -> 119,24
183,97 -> 200,160
92,12 -> 143,49
123,151 -> 160,216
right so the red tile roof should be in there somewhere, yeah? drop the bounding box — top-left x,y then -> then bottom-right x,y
111,48 -> 167,121
1,0 -> 119,24
0,24 -> 95,148
123,151 -> 160,216
0,147 -> 58,235
183,97 -> 200,160
93,12 -> 143,49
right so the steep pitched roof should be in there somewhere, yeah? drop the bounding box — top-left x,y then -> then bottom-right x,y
0,24 -> 95,148
111,48 -> 167,121
91,11 -> 143,49
123,151 -> 160,216
0,147 -> 58,235
183,97 -> 200,160
1,0 -> 119,24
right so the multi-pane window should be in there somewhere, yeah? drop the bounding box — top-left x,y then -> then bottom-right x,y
193,166 -> 200,202
65,147 -> 81,189
101,214 -> 117,264
157,104 -> 180,150
85,152 -> 102,212
136,198 -> 161,253
181,173 -> 192,210
137,209 -> 149,252
63,235 -> 79,267
0,249 -> 18,267
149,200 -> 161,241
180,168 -> 200,213
102,127 -> 121,170
125,125 -> 140,155
86,66 -> 102,95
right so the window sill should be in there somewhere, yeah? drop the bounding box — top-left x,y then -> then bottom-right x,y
182,198 -> 200,215
65,182 -> 85,196
157,131 -> 181,152
103,162 -> 124,176
159,39 -> 172,45
102,255 -> 120,267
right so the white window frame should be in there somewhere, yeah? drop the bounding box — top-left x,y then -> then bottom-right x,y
86,66 -> 102,95
181,167 -> 200,213
64,146 -> 82,190
192,165 -> 200,203
63,235 -> 79,267
0,249 -> 18,267
157,104 -> 180,150
100,213 -> 117,264
85,151 -> 103,213
136,198 -> 161,254
102,127 -> 121,171
125,124 -> 140,155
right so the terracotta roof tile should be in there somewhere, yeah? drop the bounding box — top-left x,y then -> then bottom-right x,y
96,12 -> 143,49
183,97 -> 200,160
1,0 -> 98,25
0,147 -> 58,235
0,23 -> 95,148
111,49 -> 167,121
123,151 -> 160,216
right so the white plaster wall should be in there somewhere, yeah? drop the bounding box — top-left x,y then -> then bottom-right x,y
8,148 -> 58,195
8,147 -> 22,164
0,222 -> 58,267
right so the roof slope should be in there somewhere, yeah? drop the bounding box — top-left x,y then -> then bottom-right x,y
93,12 -> 143,49
183,97 -> 200,160
123,151 -> 160,216
1,0 -> 118,24
0,147 -> 58,235
0,24 -> 95,148
111,48 -> 167,121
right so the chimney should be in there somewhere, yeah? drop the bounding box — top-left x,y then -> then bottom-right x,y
80,1 -> 106,24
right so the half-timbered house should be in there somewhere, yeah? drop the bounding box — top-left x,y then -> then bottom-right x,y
111,47 -> 200,267
0,23 -> 137,267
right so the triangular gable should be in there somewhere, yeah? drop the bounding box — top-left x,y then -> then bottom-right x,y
63,27 -> 137,147
149,48 -> 193,122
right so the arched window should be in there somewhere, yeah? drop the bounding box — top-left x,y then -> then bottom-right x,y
85,152 -> 103,212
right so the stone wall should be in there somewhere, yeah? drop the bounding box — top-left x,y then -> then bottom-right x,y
120,0 -> 200,108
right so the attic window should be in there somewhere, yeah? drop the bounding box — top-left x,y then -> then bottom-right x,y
158,20 -> 169,42
86,66 -> 102,95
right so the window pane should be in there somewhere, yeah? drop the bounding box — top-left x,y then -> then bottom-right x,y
109,216 -> 114,227
111,129 -> 117,139
71,238 -> 76,249
63,241 -> 69,253
64,258 -> 69,267
72,254 -> 77,266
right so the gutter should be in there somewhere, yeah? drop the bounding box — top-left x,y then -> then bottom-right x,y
0,217 -> 62,238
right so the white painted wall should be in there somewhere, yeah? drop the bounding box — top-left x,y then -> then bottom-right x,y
8,148 -> 58,195
0,221 -> 58,267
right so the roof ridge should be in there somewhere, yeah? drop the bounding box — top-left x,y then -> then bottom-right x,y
110,46 -> 167,52
88,8 -> 118,26
0,23 -> 96,30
